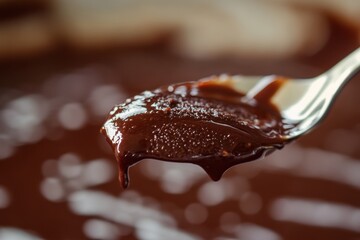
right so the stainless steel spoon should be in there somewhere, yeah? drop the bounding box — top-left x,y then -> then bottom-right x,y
102,47 -> 360,188
204,47 -> 360,140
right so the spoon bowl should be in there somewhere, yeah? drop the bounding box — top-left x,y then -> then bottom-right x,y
102,47 -> 360,188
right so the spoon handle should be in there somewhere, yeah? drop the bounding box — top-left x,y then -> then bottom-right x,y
283,47 -> 360,139
324,47 -> 360,90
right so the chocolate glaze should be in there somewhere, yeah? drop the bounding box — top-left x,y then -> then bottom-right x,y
101,76 -> 291,188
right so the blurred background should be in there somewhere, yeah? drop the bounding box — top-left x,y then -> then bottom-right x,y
0,0 -> 359,239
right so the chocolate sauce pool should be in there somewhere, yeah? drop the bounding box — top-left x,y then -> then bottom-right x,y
101,77 -> 290,188
0,23 -> 359,240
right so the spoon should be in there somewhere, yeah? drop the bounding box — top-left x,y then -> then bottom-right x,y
102,47 -> 360,188
207,47 -> 360,140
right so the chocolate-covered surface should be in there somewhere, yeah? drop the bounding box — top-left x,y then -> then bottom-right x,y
0,24 -> 359,240
102,78 -> 290,188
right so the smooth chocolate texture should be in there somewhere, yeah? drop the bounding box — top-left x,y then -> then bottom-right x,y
101,76 -> 290,188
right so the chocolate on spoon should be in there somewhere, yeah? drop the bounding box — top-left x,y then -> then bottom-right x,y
101,75 -> 291,188
101,47 -> 360,188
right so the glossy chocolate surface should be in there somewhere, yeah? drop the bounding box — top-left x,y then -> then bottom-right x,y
102,78 -> 290,188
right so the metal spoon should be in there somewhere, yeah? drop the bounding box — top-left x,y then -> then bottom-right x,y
205,47 -> 360,140
102,48 -> 360,188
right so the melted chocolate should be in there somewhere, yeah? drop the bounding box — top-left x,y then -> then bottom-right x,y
1,28 -> 360,240
101,76 -> 290,188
